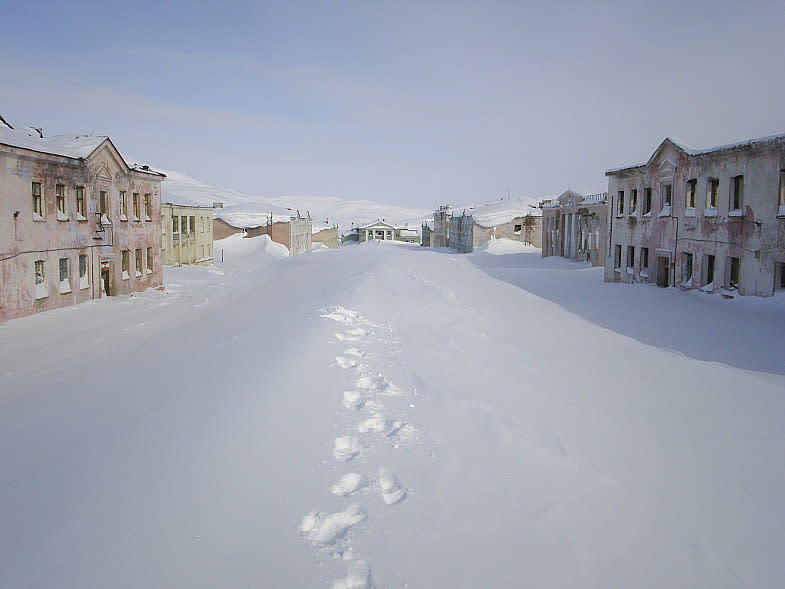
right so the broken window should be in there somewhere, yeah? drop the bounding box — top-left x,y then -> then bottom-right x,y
703,254 -> 715,288
614,244 -> 622,270
56,184 -> 67,218
707,178 -> 719,209
189,216 -> 196,233
660,182 -> 672,214
643,187 -> 652,215
626,246 -> 635,273
685,179 -> 697,210
617,190 -> 625,215
681,252 -> 693,286
119,191 -> 128,220
79,254 -> 89,289
513,224 -> 522,234
641,247 -> 650,277
730,175 -> 744,212
777,262 -> 785,290
725,256 -> 740,289
144,194 -> 152,220
76,187 -> 86,219
32,182 -> 43,218
630,189 -> 638,213
98,190 -> 110,221
34,260 -> 47,299
59,257 -> 71,294
181,216 -> 188,234
133,193 -> 140,220
122,250 -> 130,279
146,247 -> 153,273
135,248 -> 143,276
172,215 -> 179,233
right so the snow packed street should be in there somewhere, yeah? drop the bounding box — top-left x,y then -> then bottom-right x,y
1,235 -> 784,589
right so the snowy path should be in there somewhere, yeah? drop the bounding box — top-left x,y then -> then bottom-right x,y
1,237 -> 784,588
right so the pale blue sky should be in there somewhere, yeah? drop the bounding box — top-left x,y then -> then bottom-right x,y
2,0 -> 784,208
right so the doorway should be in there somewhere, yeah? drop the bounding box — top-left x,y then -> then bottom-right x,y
656,255 -> 670,287
100,261 -> 113,297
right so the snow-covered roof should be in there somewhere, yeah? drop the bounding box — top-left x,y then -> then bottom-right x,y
439,195 -> 545,228
359,220 -> 396,230
0,124 -> 108,159
128,163 -> 166,177
607,133 -> 785,175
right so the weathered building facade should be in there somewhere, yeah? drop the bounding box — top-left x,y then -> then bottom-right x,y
421,223 -> 432,247
439,207 -> 542,253
161,203 -> 215,266
312,224 -> 340,248
0,121 -> 164,322
541,190 -> 608,266
605,135 -> 785,297
357,220 -> 396,242
432,205 -> 452,248
245,211 -> 312,256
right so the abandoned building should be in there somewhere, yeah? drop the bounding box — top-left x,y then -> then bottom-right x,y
421,222 -> 432,247
0,117 -> 164,322
312,222 -> 340,248
357,220 -> 396,242
213,217 -> 244,240
161,203 -> 215,266
605,134 -> 785,297
431,199 -> 542,253
540,190 -> 608,266
245,211 -> 312,256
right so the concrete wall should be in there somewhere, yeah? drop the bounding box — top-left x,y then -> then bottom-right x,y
312,226 -> 339,248
605,138 -> 785,297
432,208 -> 451,248
161,203 -> 214,265
246,215 -> 312,256
0,141 -> 163,322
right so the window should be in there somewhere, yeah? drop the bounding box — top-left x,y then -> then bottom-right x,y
133,193 -> 140,220
513,224 -> 522,234
614,244 -> 622,270
56,184 -> 67,220
34,260 -> 47,299
119,191 -> 128,220
122,249 -> 130,279
98,190 -> 110,221
707,178 -> 719,210
617,190 -> 625,216
76,187 -> 86,219
660,182 -> 672,214
778,262 -> 785,290
685,179 -> 697,210
59,257 -> 71,294
730,175 -> 744,213
640,247 -> 650,277
144,193 -> 151,220
172,215 -> 179,233
681,252 -> 693,286
626,246 -> 635,274
181,216 -> 188,234
32,182 -> 43,219
135,248 -> 143,277
630,189 -> 638,213
703,254 -> 715,288
725,256 -> 740,289
146,247 -> 153,273
189,216 -> 195,233
79,254 -> 89,289
642,187 -> 652,215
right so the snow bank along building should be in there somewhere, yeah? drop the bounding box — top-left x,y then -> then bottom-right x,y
161,203 -> 215,265
245,210 -> 312,256
431,200 -> 542,253
605,135 -> 785,296
311,222 -> 339,248
540,190 -> 608,266
0,117 -> 164,323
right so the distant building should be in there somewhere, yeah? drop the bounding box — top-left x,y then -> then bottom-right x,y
161,203 -> 214,266
421,222 -> 432,247
312,223 -> 340,248
245,211 -> 312,256
396,225 -> 420,243
540,190 -> 608,266
605,135 -> 785,297
0,117 -> 164,322
357,220 -> 396,241
213,217 -> 244,240
433,203 -> 542,253
432,205 -> 452,248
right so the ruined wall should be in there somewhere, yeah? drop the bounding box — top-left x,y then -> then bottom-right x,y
288,216 -> 312,256
312,227 -> 339,248
448,213 -> 475,253
432,209 -> 451,248
0,143 -> 163,322
605,140 -> 785,297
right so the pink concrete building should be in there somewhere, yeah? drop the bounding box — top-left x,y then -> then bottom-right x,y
0,118 -> 165,322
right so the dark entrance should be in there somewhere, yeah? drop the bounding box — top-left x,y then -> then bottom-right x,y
100,261 -> 113,296
656,255 -> 670,287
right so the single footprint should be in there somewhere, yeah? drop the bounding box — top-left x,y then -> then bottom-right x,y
331,559 -> 372,589
321,307 -> 360,324
344,347 -> 366,358
333,436 -> 361,462
331,473 -> 367,497
336,356 -> 358,369
342,391 -> 364,410
300,504 -> 366,546
379,468 -> 408,505
355,374 -> 400,396
357,413 -> 390,434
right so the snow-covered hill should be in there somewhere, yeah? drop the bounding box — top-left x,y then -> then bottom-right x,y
157,166 -> 431,232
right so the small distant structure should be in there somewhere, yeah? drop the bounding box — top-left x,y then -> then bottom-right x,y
421,222 -> 432,247
245,210 -> 312,256
540,190 -> 608,266
312,221 -> 340,248
161,203 -> 215,266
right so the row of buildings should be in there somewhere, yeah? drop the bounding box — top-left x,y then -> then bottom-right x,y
0,117 -> 321,323
427,133 -> 785,298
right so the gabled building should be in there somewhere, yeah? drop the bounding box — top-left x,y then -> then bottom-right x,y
605,134 -> 785,297
358,220 -> 396,242
0,118 -> 164,323
540,190 -> 608,266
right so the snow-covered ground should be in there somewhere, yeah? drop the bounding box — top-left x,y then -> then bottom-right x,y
1,237 -> 784,589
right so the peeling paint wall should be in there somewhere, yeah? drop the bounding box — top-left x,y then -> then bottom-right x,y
605,138 -> 785,297
0,142 -> 163,322
542,192 -> 608,266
